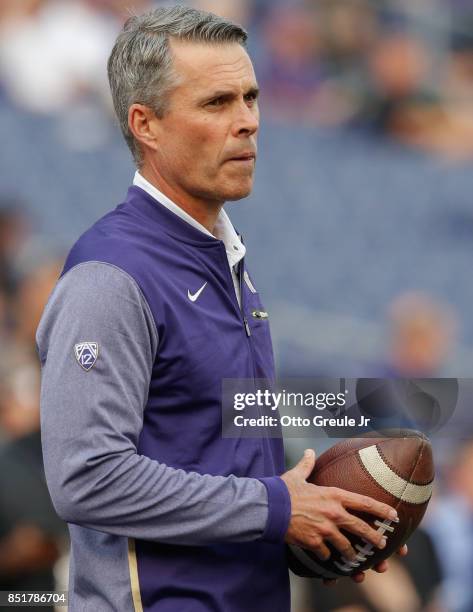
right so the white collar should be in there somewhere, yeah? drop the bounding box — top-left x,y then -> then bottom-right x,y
133,171 -> 245,269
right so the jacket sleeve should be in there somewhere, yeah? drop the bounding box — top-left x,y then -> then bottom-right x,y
36,261 -> 291,546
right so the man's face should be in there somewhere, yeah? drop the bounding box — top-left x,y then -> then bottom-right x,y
146,39 -> 260,207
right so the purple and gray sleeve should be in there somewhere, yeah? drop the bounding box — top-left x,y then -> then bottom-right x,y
36,261 -> 291,545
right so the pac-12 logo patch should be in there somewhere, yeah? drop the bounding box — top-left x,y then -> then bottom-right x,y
74,342 -> 99,371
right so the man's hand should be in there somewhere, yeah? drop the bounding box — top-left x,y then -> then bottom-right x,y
351,544 -> 409,582
281,448 -> 404,583
323,544 -> 409,586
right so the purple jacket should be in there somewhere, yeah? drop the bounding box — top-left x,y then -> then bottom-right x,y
37,186 -> 291,611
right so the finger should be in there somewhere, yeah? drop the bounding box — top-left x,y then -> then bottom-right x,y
351,571 -> 365,583
312,540 -> 331,562
397,544 -> 408,556
373,560 -> 389,573
339,511 -> 388,551
337,489 -> 399,522
293,449 -> 316,480
324,529 -> 357,562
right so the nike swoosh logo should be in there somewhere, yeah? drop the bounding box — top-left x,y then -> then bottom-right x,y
188,282 -> 208,302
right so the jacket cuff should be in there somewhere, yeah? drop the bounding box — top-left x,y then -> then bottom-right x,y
258,476 -> 292,543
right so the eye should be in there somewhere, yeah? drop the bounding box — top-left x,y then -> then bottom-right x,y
207,97 -> 226,107
244,91 -> 259,105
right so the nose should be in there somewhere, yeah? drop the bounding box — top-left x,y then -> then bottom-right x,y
231,99 -> 259,138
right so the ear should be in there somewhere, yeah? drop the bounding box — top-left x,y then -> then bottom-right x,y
128,103 -> 160,154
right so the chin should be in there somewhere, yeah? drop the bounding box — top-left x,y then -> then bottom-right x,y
225,189 -> 252,202
221,180 -> 254,202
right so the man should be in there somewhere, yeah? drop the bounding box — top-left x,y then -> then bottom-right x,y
37,7 -> 404,611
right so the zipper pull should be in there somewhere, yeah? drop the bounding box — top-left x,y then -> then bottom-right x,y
244,317 -> 251,337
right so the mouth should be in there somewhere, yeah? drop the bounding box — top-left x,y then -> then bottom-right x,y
227,151 -> 256,162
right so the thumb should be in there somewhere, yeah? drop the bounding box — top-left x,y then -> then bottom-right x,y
294,448 -> 316,480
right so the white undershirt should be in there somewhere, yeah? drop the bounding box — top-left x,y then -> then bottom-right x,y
133,171 -> 245,306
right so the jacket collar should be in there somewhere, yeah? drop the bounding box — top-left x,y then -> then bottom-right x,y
129,174 -> 245,267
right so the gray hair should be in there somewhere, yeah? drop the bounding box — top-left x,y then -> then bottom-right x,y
107,5 -> 248,166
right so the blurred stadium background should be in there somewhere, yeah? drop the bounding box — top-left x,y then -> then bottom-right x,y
1,0 -> 473,610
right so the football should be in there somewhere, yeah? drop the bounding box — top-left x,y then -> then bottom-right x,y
288,429 -> 434,579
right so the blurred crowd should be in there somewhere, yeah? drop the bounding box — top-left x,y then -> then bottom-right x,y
0,204 -> 66,611
0,1 -> 473,611
0,0 -> 473,157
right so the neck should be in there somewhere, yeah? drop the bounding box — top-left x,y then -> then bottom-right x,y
140,162 -> 222,234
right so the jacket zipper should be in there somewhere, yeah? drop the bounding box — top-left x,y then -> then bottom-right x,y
239,259 -> 251,338
237,253 -> 259,386
218,240 -> 256,377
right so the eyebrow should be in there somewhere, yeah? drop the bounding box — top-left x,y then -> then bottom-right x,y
201,86 -> 260,102
245,86 -> 260,98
